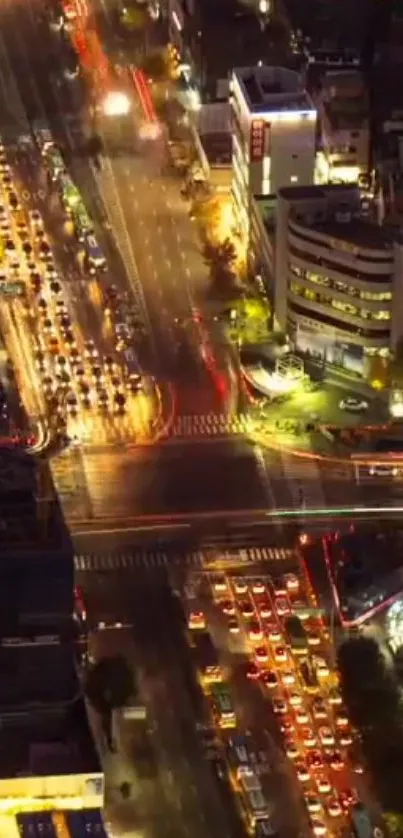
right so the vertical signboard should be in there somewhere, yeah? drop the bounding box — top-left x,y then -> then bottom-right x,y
250,119 -> 265,162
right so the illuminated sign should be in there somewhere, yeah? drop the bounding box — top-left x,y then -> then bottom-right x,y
250,119 -> 265,162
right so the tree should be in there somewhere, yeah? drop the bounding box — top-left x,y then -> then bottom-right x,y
203,238 -> 238,293
85,655 -> 135,715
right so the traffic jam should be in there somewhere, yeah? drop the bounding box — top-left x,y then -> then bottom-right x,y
0,131 -> 148,445
185,565 -> 366,838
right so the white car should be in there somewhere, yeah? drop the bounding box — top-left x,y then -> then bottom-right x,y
369,463 -> 398,478
318,726 -> 335,747
339,397 -> 368,413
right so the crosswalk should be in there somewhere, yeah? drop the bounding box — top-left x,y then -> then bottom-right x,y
280,453 -> 326,510
167,412 -> 252,439
74,546 -> 294,572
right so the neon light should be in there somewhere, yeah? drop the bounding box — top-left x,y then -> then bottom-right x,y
264,504 -> 403,519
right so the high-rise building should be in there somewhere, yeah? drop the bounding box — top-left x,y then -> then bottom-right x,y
0,449 -> 104,821
230,65 -> 317,238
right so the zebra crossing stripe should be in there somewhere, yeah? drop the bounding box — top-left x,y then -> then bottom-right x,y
73,545 -> 295,572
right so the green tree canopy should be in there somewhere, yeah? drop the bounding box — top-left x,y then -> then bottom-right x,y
85,654 -> 135,715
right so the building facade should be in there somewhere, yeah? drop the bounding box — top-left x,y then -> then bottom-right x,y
230,65 -> 317,239
315,70 -> 370,185
250,184 -> 403,377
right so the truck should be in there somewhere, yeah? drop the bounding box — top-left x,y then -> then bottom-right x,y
192,630 -> 222,683
284,616 -> 308,656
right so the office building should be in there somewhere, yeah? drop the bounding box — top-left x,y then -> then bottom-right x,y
250,183 -> 403,377
167,0 -> 292,102
0,449 -> 103,817
314,69 -> 370,184
230,65 -> 316,239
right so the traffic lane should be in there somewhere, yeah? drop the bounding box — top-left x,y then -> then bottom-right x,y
76,438 -> 269,518
88,626 -> 188,838
132,583 -> 236,838
13,149 -> 111,356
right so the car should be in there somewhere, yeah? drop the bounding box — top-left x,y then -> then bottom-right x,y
339,397 -> 368,413
335,710 -> 349,728
55,355 -> 68,368
84,340 -> 98,359
64,331 -> 76,346
307,629 -> 321,647
221,599 -> 235,616
252,579 -> 265,595
29,209 -> 43,228
4,238 -> 15,252
273,578 -> 287,596
326,798 -> 342,818
275,596 -> 290,616
128,373 -> 143,392
369,463 -> 398,477
7,191 -> 20,211
329,688 -> 342,706
234,579 -> 248,595
43,318 -> 54,334
274,645 -> 287,663
295,761 -> 310,782
38,239 -> 51,259
316,776 -> 331,794
246,662 -> 261,681
239,599 -> 254,618
50,280 -> 62,295
339,789 -> 358,810
313,656 -> 329,678
42,375 -> 55,394
261,670 -> 278,689
272,698 -> 287,715
281,670 -> 295,686
328,750 -> 344,771
339,730 -> 353,747
301,727 -> 317,748
288,692 -> 302,707
228,616 -> 240,634
304,794 -> 322,815
188,611 -> 205,630
310,819 -> 327,836
248,620 -> 263,642
306,751 -> 323,771
35,350 -> 47,372
293,599 -> 310,620
91,365 -> 104,381
279,717 -> 294,735
66,394 -> 78,414
312,699 -> 327,720
256,597 -> 272,619
254,646 -> 269,663
318,727 -> 335,747
213,576 -> 227,594
22,241 -> 33,257
295,708 -> 310,725
266,623 -> 282,643
285,739 -> 299,760
284,573 -> 299,592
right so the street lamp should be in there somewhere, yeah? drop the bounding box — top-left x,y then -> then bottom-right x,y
101,91 -> 131,117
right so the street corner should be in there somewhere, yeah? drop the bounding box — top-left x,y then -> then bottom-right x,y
149,378 -> 176,441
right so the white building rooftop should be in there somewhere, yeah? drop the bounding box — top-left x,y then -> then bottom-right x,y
233,65 -> 314,115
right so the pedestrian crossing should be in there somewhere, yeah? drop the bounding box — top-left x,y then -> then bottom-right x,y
74,546 -> 293,572
167,412 -> 252,439
280,453 -> 326,510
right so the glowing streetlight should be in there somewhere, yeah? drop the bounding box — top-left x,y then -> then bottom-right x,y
102,91 -> 131,117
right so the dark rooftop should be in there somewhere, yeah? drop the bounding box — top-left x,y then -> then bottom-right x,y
278,183 -> 359,202
0,641 -> 78,709
0,696 -> 99,778
308,217 -> 392,251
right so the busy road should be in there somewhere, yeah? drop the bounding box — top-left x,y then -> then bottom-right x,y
80,543 -> 378,838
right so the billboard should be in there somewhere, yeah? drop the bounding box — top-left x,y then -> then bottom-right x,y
250,119 -> 265,162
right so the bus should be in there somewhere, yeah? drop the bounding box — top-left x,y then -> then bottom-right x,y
228,734 -> 253,771
193,630 -> 222,683
244,789 -> 271,830
211,683 -> 236,729
45,146 -> 65,181
284,616 -> 308,656
84,232 -> 107,272
59,173 -> 80,213
72,202 -> 93,241
238,767 -> 261,794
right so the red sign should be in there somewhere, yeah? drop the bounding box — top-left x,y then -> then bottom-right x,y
250,119 -> 265,162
